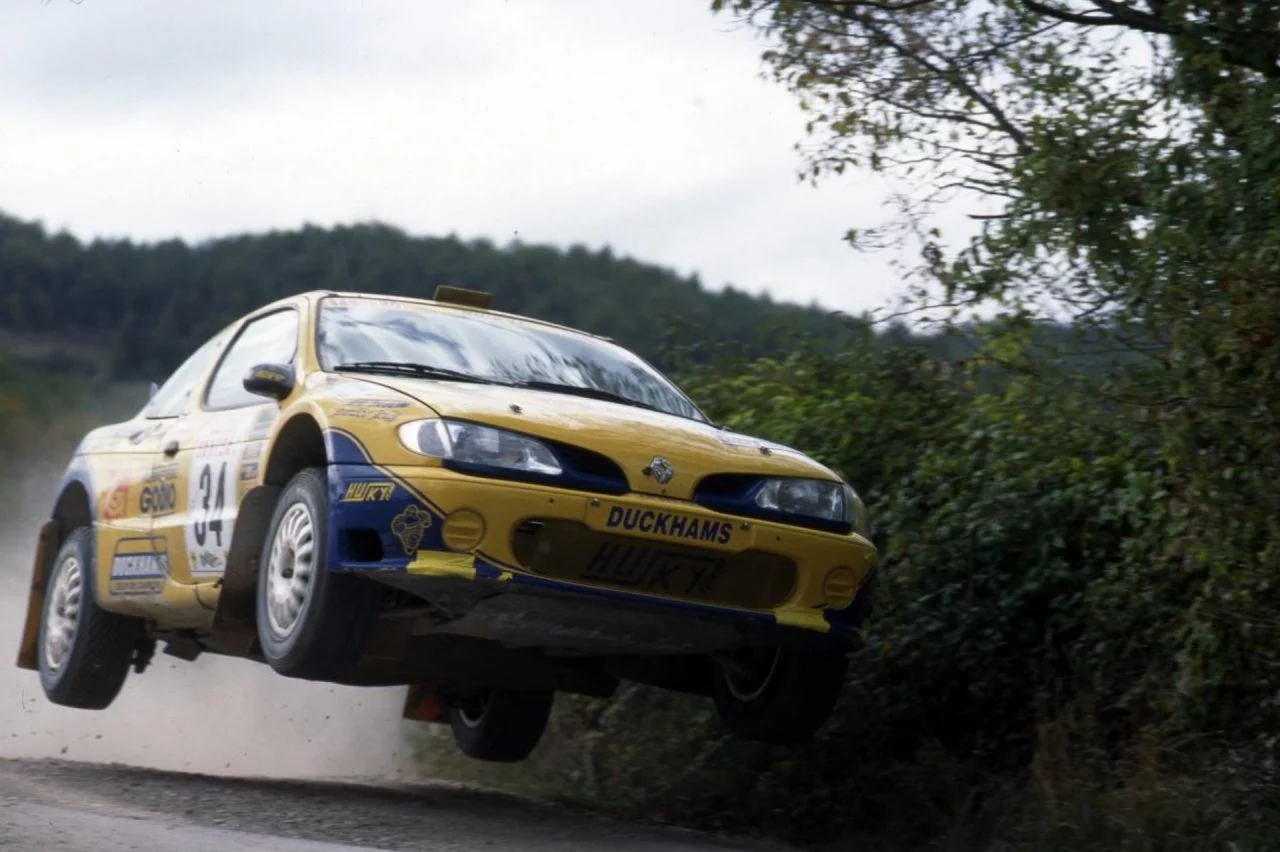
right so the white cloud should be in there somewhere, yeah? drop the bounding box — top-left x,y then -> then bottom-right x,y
0,0 -> 916,315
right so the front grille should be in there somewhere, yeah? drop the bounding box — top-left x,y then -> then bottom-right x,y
511,519 -> 796,610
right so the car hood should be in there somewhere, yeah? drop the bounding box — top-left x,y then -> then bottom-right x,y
353,376 -> 838,499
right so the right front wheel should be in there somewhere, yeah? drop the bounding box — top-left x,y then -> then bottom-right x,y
711,645 -> 848,745
255,467 -> 379,680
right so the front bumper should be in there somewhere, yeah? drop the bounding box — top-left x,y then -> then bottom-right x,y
326,458 -> 877,639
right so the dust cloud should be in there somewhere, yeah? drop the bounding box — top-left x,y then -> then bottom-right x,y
0,452 -> 417,780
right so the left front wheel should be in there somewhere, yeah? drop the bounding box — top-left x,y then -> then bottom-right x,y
449,688 -> 554,763
255,467 -> 379,680
38,527 -> 142,710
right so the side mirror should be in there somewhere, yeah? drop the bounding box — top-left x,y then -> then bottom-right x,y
148,381 -> 160,401
243,363 -> 296,401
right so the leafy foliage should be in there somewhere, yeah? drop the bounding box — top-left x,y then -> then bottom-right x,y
409,336 -> 1274,848
0,355 -> 79,456
706,0 -> 1280,743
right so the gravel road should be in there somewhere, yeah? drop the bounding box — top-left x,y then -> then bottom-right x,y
0,759 -> 780,851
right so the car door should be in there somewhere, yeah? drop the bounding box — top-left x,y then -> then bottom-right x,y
86,418 -> 178,603
85,328 -> 239,603
149,308 -> 301,586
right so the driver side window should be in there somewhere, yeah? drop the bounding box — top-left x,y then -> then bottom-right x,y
142,330 -> 230,419
203,309 -> 300,411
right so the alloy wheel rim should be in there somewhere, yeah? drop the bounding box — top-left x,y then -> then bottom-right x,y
457,692 -> 491,728
723,646 -> 781,703
43,555 -> 83,674
265,501 -> 317,639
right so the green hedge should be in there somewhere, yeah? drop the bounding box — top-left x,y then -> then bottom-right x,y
407,333 -> 1278,849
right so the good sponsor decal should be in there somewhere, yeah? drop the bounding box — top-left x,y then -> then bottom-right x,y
138,463 -> 178,517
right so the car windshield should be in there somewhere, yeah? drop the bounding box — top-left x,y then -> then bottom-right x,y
316,296 -> 708,422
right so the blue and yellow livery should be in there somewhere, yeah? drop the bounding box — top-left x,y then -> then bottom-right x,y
15,287 -> 877,760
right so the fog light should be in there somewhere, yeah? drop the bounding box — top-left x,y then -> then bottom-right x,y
823,566 -> 857,610
441,509 -> 486,552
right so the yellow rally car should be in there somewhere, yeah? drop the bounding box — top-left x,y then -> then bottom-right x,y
15,287 -> 877,761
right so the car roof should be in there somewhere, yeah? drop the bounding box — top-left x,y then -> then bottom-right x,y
283,289 -> 616,345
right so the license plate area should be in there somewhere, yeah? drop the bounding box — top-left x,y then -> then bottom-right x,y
583,500 -> 749,551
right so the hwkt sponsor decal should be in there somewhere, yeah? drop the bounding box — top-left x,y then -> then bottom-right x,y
341,480 -> 395,503
580,542 -> 727,599
604,506 -> 734,546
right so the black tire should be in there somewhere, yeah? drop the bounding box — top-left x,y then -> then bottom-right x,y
449,689 -> 554,763
37,527 -> 141,710
255,467 -> 379,680
711,645 -> 848,746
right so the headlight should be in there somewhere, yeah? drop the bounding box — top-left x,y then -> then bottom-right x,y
848,488 -> 868,536
397,419 -> 562,475
753,477 -> 854,525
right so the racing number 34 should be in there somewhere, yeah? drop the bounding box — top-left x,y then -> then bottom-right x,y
192,461 -> 227,548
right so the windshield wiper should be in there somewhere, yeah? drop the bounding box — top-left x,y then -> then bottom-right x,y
511,380 -> 662,412
334,361 -> 495,384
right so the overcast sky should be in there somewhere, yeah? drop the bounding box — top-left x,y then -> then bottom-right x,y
0,0 -> 924,315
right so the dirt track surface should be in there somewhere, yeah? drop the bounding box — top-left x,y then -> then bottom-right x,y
0,759 -> 779,851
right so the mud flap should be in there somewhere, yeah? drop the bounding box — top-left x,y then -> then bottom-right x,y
402,683 -> 447,723
16,520 -> 59,671
210,484 -> 282,641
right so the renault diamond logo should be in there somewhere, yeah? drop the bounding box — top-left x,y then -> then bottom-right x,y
643,456 -> 675,485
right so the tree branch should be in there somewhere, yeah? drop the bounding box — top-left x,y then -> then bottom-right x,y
798,0 -> 939,11
1018,0 -> 1123,28
863,15 -> 1032,151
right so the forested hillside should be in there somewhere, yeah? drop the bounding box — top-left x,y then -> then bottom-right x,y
0,211 -> 854,380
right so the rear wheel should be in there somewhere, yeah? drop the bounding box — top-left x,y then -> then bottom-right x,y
711,645 -> 848,745
449,688 -> 554,763
37,528 -> 142,710
255,467 -> 378,680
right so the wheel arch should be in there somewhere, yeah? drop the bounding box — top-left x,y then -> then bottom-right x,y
16,476 -> 94,671
52,478 -> 93,539
211,411 -> 330,646
263,412 -> 328,487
